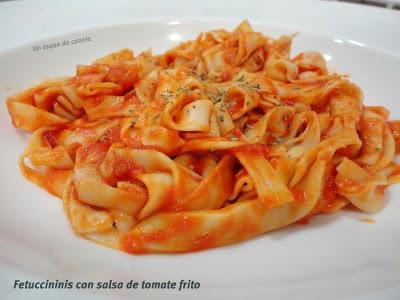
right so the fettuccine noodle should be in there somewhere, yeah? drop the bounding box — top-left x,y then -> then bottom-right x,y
6,21 -> 400,254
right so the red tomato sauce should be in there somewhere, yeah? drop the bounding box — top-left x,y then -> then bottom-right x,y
44,168 -> 73,197
226,91 -> 244,115
102,126 -> 121,144
126,134 -> 167,154
220,70 -> 231,82
187,231 -> 216,252
321,163 -> 337,210
337,178 -> 361,192
229,144 -> 270,158
70,73 -> 105,85
388,121 -> 400,139
77,142 -> 109,163
388,121 -> 400,152
290,187 -> 307,204
297,215 -> 312,225
185,157 -> 206,175
162,189 -> 177,210
111,156 -> 145,182
336,145 -> 356,157
42,130 -> 60,148
106,65 -> 140,92
376,185 -> 386,195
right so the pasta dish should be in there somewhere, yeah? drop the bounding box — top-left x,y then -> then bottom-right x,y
6,21 -> 400,254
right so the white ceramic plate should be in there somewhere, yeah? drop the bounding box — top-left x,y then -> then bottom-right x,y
1,1 -> 400,299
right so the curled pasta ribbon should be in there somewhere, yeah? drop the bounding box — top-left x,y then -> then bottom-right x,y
19,127 -> 74,196
336,158 -> 387,213
356,107 -> 395,173
7,49 -> 156,131
120,158 -> 326,253
63,178 -> 114,235
7,95 -> 70,132
235,151 -> 294,208
170,154 -> 237,211
229,169 -> 254,201
265,54 -> 299,82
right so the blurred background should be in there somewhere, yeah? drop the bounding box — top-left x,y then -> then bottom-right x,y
0,0 -> 399,9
